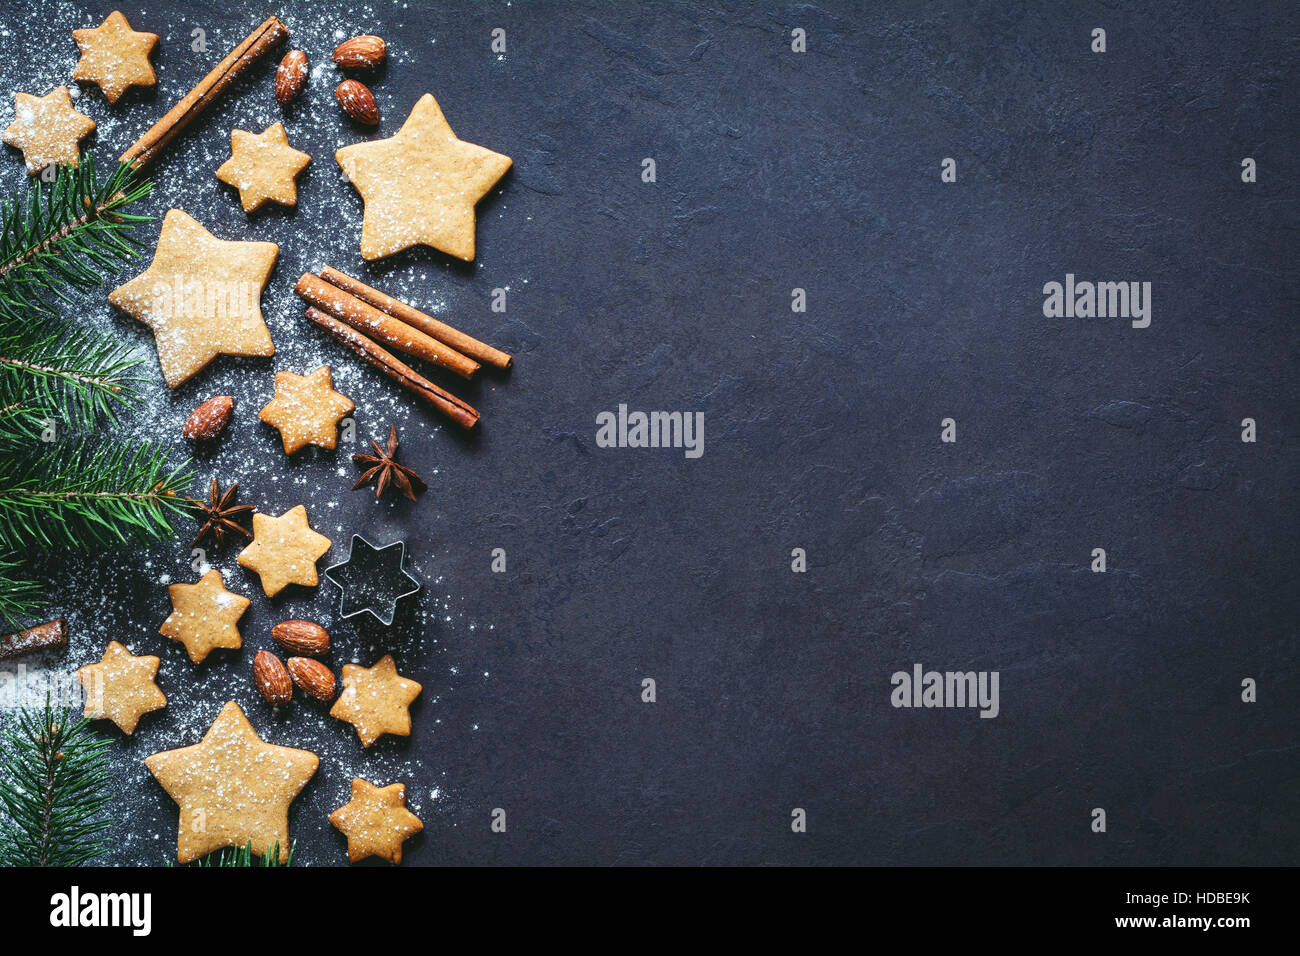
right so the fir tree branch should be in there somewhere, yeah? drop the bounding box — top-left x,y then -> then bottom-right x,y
0,554 -> 42,622
0,699 -> 112,867
0,154 -> 179,627
0,156 -> 153,443
0,157 -> 152,304
0,322 -> 144,438
172,840 -> 294,867
0,440 -> 192,551
0,380 -> 42,450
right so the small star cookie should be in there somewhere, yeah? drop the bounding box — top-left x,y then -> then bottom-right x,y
258,366 -> 354,454
237,505 -> 332,597
76,641 -> 166,734
2,88 -> 96,174
72,10 -> 159,104
160,569 -> 250,663
216,122 -> 312,213
329,778 -> 423,864
336,93 -> 512,261
145,700 -> 318,864
330,654 -> 422,747
108,209 -> 278,388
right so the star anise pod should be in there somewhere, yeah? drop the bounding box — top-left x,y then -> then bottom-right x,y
352,425 -> 427,501
184,478 -> 255,549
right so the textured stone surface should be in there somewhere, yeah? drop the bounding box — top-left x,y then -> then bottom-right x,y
0,0 -> 1296,865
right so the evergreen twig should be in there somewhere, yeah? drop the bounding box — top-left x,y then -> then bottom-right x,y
0,440 -> 192,550
0,698 -> 112,867
0,155 -> 152,303
172,840 -> 294,867
0,156 -> 153,448
0,155 -> 191,625
0,316 -> 144,443
0,554 -> 42,621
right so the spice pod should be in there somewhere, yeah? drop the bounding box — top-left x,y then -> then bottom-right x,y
323,535 -> 421,626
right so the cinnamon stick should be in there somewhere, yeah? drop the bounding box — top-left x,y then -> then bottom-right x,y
0,618 -> 68,662
295,273 -> 480,379
319,266 -> 513,370
120,16 -> 290,170
304,307 -> 480,430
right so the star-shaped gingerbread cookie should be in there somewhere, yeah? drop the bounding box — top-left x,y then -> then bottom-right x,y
76,641 -> 167,734
336,93 -> 512,261
108,209 -> 278,388
330,654 -> 422,747
329,778 -> 424,864
237,505 -> 332,597
72,10 -> 159,104
258,366 -> 354,454
2,87 -> 96,174
160,569 -> 250,663
145,700 -> 318,864
216,122 -> 312,213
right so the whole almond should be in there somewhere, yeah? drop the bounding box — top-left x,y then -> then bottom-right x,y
335,79 -> 379,125
274,49 -> 309,106
288,657 -> 336,701
253,651 -> 293,706
333,35 -> 386,70
272,620 -> 331,656
182,395 -> 234,442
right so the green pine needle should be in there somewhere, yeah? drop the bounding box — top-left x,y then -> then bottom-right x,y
0,156 -> 153,444
0,375 -> 43,450
0,554 -> 42,621
0,699 -> 112,867
0,439 -> 192,551
0,155 -> 152,307
0,317 -> 145,441
0,154 -> 192,624
174,841 -> 294,867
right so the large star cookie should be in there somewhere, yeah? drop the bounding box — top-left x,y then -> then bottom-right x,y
72,10 -> 159,104
160,569 -> 250,663
76,641 -> 167,734
216,122 -> 311,213
237,505 -> 332,597
330,654 -> 422,747
336,93 -> 511,261
2,88 -> 96,174
145,700 -> 318,864
108,209 -> 278,388
329,778 -> 423,864
258,366 -> 354,454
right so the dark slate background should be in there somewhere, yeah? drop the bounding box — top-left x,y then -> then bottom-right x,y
1,0 -> 1296,866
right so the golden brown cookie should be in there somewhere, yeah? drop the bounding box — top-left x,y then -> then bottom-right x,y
329,655 -> 422,747
257,366 -> 354,454
160,569 -> 250,663
237,505 -> 332,597
2,88 -> 96,174
76,641 -> 167,734
336,93 -> 511,261
108,209 -> 277,388
145,700 -> 318,864
216,122 -> 311,213
72,10 -> 159,104
329,778 -> 423,864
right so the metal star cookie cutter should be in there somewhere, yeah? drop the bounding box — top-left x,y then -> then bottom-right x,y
323,535 -> 422,626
